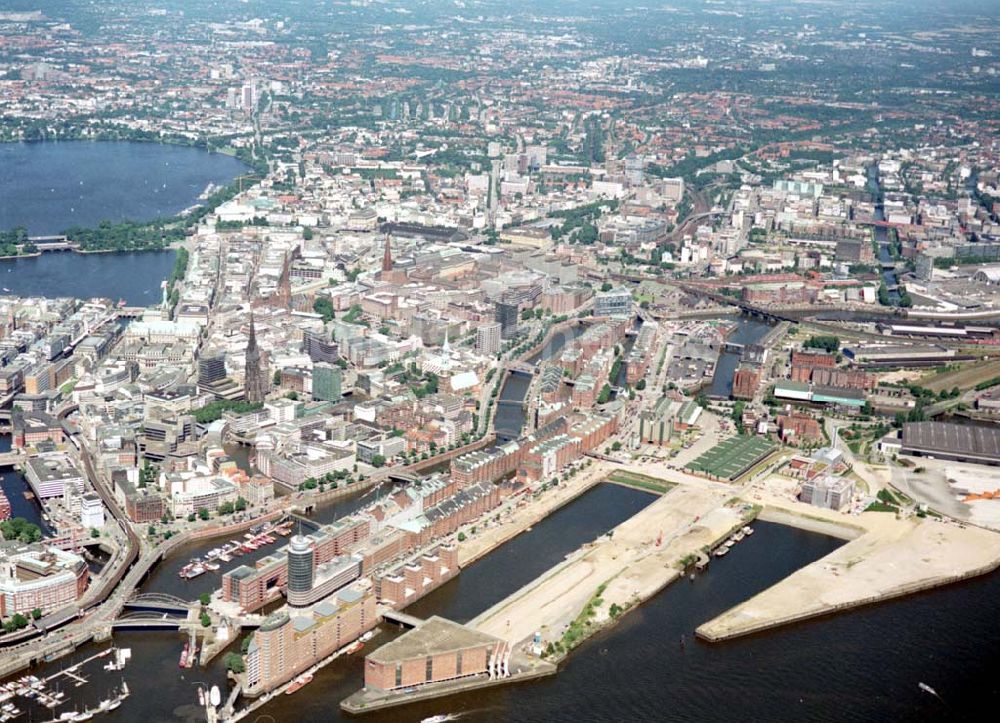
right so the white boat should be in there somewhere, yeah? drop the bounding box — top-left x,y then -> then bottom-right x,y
198,688 -> 205,707
742,526 -> 753,535
72,711 -> 94,721
107,699 -> 121,711
209,686 -> 221,707
714,546 -> 729,557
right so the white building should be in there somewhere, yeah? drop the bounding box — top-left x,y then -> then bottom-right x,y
80,493 -> 105,529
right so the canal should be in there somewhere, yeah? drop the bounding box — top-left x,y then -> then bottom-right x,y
0,434 -> 54,535
495,323 -> 588,439
707,316 -> 774,398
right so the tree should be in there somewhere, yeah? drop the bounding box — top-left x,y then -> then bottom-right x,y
371,454 -> 386,468
302,227 -> 314,241
597,384 -> 612,405
803,335 -> 840,353
457,531 -> 467,542
31,608 -> 42,621
235,496 -> 247,512
187,513 -> 196,522
198,508 -> 210,521
611,441 -> 622,451
520,307 -> 533,321
600,281 -> 613,292
200,612 -> 211,627
218,501 -> 235,515
313,296 -> 335,322
199,593 -> 211,606
223,652 -> 245,674
90,528 -> 100,539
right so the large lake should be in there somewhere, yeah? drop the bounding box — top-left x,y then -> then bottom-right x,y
0,140 -> 248,235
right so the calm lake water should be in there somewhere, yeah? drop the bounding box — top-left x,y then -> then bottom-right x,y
0,249 -> 177,306
0,141 -> 247,235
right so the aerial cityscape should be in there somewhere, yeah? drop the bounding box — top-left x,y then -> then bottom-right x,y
0,0 -> 998,720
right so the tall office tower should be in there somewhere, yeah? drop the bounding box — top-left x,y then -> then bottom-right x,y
302,330 -> 340,364
312,363 -> 342,402
494,301 -> 519,340
476,322 -> 502,356
244,315 -> 269,403
286,535 -> 315,606
198,350 -> 226,388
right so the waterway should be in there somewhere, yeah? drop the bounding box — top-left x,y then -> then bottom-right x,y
0,249 -> 177,306
0,433 -> 53,534
7,488 -> 1000,722
495,323 -> 588,439
707,316 -> 774,398
0,141 -> 248,236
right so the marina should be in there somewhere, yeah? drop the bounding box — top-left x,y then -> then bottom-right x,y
0,648 -> 130,722
178,519 -> 293,580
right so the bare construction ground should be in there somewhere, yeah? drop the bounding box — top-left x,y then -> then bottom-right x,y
697,500 -> 1000,641
470,484 -> 740,652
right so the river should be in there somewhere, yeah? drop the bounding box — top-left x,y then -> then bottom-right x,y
13,486 -> 995,723
0,141 -> 248,236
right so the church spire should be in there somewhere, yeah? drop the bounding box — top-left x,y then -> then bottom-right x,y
382,234 -> 393,273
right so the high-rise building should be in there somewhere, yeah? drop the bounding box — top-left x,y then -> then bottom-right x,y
244,315 -> 269,403
476,322 -> 502,357
198,350 -> 226,388
312,363 -> 342,402
494,302 -> 519,340
302,330 -> 339,364
286,535 -> 315,606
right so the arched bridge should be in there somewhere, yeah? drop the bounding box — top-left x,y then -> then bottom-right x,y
123,593 -> 192,615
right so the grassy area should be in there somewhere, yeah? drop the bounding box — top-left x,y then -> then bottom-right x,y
544,582 -> 619,660
865,501 -> 898,513
607,470 -> 675,495
686,436 -> 776,481
921,359 -> 1000,393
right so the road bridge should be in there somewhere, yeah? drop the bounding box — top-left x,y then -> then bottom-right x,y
123,593 -> 191,615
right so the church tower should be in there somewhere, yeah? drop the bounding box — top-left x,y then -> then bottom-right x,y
244,314 -> 268,403
382,234 -> 394,274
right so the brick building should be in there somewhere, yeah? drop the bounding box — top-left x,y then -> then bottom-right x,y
363,616 -> 505,692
